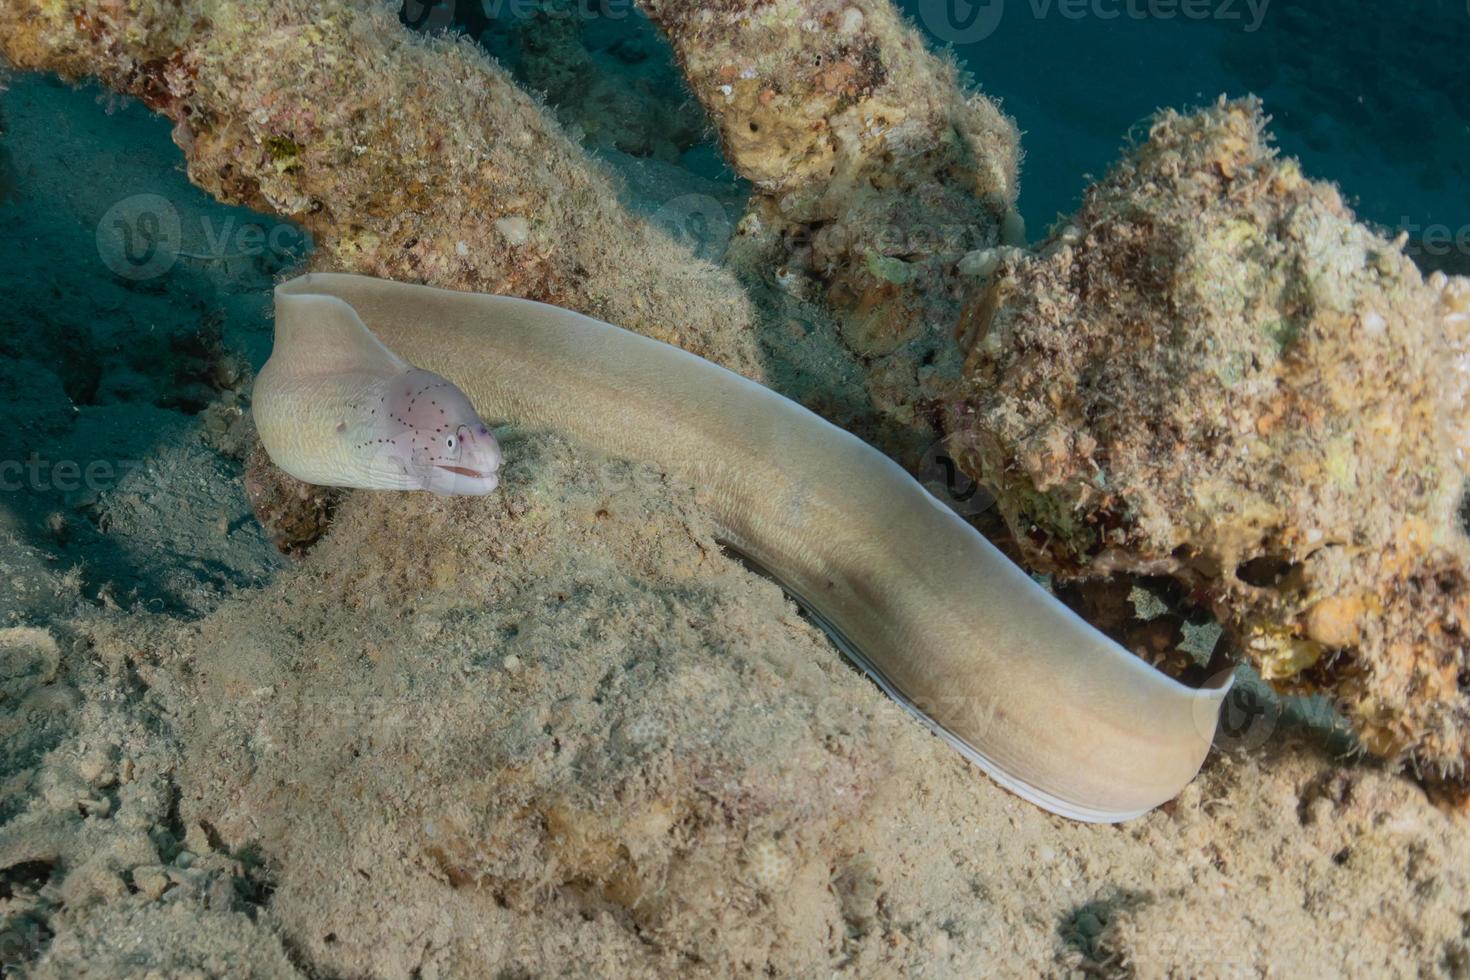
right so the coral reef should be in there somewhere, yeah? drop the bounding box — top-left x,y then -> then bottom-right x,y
641,0 -> 1022,459
0,0 -> 762,378
9,542 -> 1467,977
2,0 -> 1470,973
0,0 -> 992,461
949,98 -> 1470,785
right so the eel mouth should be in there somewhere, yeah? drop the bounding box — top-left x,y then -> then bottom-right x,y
426,462 -> 500,496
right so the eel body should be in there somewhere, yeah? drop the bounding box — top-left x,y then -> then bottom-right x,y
256,272 -> 1232,823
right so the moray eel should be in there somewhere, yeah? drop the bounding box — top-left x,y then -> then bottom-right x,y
255,272 -> 1233,823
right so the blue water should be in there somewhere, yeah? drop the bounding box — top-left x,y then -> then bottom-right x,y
895,0 -> 1470,238
437,0 -> 1470,247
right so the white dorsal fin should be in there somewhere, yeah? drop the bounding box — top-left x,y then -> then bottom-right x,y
271,282 -> 407,380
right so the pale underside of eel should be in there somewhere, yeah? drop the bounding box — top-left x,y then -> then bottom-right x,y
254,272 -> 1233,823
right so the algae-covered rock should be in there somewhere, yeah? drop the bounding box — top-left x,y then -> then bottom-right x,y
949,98 -> 1470,785
0,0 -> 763,380
642,0 -> 1023,459
242,441 -> 341,558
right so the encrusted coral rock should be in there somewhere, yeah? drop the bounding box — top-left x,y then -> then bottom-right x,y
948,98 -> 1470,783
242,442 -> 340,558
0,0 -> 762,378
642,0 -> 1022,456
642,0 -> 1017,212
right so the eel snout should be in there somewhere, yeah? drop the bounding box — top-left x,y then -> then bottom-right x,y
253,289 -> 502,496
377,368 -> 503,496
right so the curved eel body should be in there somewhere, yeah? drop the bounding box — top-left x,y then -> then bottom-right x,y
256,272 -> 1232,823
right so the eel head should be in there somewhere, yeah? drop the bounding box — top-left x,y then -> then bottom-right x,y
358,367 -> 503,496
